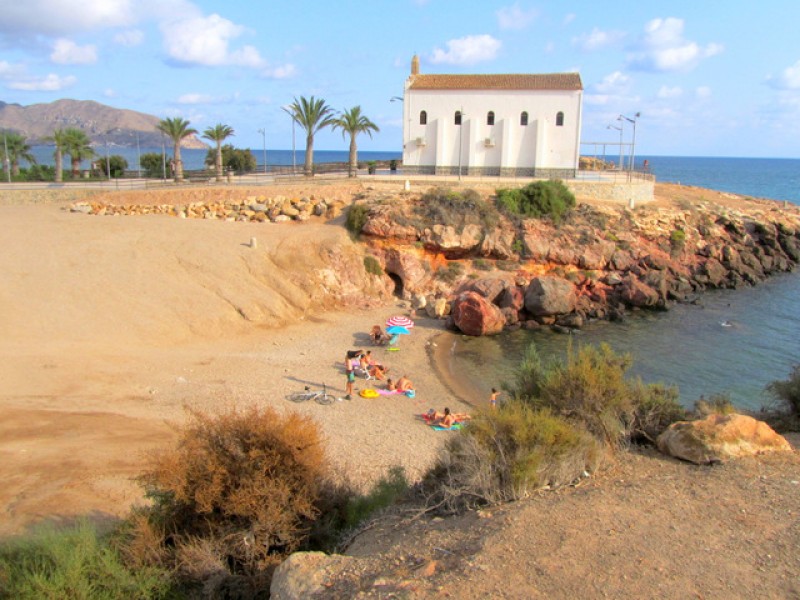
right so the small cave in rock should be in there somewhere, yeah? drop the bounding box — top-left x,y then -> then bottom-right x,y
386,272 -> 404,298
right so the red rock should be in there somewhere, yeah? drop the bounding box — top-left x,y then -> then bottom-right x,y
451,291 -> 506,336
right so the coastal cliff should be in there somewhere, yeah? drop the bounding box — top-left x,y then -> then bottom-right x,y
356,183 -> 800,335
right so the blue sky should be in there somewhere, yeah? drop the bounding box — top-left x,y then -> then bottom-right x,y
1,0 -> 799,158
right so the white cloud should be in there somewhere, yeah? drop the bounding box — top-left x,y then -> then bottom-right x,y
104,88 -> 116,97
563,13 -> 576,25
429,34 -> 501,66
8,73 -> 77,91
573,27 -> 625,52
177,93 -> 215,104
0,0 -> 135,36
627,17 -> 723,72
593,71 -> 630,95
657,85 -> 683,99
496,3 -> 538,31
50,39 -> 97,65
114,29 -> 144,47
695,86 -> 712,99
161,13 -> 265,67
766,59 -> 800,90
262,63 -> 296,79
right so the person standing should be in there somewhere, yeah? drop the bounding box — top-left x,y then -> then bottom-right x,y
345,367 -> 356,400
490,388 -> 500,409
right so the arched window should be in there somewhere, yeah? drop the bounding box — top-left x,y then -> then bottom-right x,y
419,110 -> 427,125
455,111 -> 462,126
556,111 -> 564,126
487,111 -> 495,126
520,111 -> 528,126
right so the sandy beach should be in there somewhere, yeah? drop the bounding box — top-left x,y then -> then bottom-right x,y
0,197 -> 473,536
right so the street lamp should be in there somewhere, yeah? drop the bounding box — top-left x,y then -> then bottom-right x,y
136,131 -> 141,179
620,112 -> 641,172
607,123 -> 623,170
281,106 -> 297,175
257,128 -> 267,174
160,132 -> 166,181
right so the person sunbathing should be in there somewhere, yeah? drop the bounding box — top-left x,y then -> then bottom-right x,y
396,376 -> 414,391
425,407 -> 471,427
369,363 -> 388,380
370,326 -> 390,345
386,378 -> 397,391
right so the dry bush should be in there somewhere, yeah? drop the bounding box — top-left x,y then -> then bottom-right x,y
420,402 -> 599,514
694,393 -> 736,417
132,405 -> 331,594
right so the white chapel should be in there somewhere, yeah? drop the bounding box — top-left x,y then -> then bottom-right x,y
400,55 -> 583,178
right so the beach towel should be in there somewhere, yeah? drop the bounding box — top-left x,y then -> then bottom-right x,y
377,389 -> 403,395
430,423 -> 463,431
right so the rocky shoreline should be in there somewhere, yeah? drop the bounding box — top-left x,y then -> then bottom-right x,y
359,185 -> 800,336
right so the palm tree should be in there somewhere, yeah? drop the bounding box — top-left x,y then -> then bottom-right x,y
4,132 -> 36,176
45,128 -> 69,182
332,106 -> 380,177
202,123 -> 235,182
156,117 -> 198,182
283,96 -> 335,177
62,128 -> 94,178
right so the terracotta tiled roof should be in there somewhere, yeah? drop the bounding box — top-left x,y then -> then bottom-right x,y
408,73 -> 582,91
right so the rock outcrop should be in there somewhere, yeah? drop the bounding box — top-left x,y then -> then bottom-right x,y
656,413 -> 793,464
270,552 -> 355,600
451,291 -> 506,336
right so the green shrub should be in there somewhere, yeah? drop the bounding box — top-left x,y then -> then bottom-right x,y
496,260 -> 521,272
511,238 -> 525,255
508,342 -> 683,448
414,187 -> 499,232
0,520 -> 172,599
473,258 -> 493,271
630,382 -> 687,443
363,255 -> 383,276
133,406 -> 333,593
670,228 -> 686,252
140,152 -> 165,178
420,402 -> 598,513
694,393 -> 736,416
343,466 -> 408,529
346,204 -> 370,235
496,180 -> 576,224
436,261 -> 464,283
765,365 -> 800,419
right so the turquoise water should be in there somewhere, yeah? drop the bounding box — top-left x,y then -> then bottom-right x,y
446,156 -> 800,411
445,274 -> 800,411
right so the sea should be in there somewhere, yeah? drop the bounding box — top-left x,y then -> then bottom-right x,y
444,155 -> 800,411
26,145 -> 800,410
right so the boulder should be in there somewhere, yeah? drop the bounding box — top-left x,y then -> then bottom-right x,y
656,413 -> 793,465
498,284 -> 525,311
271,552 -> 354,600
619,275 -> 660,307
451,291 -> 506,336
460,278 -> 507,304
524,276 -> 577,316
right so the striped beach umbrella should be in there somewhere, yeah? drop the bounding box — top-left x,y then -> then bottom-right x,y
386,315 -> 415,329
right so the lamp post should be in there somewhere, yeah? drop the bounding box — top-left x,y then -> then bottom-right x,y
607,123 -> 623,170
281,106 -> 297,175
257,128 -> 267,174
2,131 -> 10,183
620,112 -> 640,172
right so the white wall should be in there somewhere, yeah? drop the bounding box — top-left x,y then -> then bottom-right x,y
401,88 -> 582,171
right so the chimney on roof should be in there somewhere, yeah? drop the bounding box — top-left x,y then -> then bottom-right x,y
411,54 -> 419,76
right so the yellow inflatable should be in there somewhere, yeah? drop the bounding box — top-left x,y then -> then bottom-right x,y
359,388 -> 380,399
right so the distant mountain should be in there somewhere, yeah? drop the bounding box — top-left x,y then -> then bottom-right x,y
0,99 -> 208,149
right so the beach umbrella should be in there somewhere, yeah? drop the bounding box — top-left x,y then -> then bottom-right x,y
386,325 -> 411,335
386,315 -> 414,329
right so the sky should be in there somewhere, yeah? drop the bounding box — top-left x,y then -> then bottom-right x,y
1,0 -> 799,158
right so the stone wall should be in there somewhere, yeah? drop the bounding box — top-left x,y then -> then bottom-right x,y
565,178 -> 654,205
